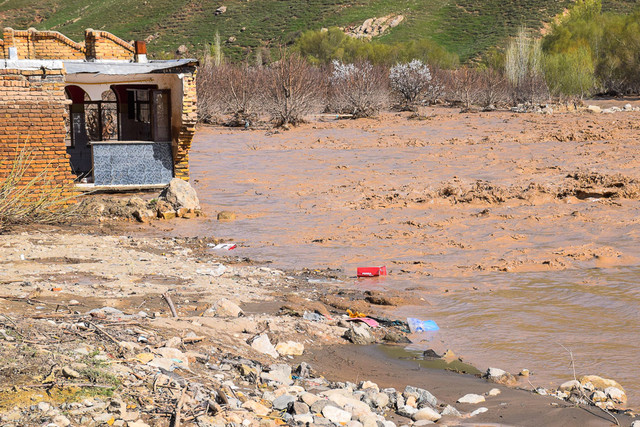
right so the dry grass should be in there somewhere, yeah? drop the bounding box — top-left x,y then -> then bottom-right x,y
0,146 -> 80,231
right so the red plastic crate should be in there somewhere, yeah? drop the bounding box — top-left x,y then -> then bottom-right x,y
357,266 -> 387,277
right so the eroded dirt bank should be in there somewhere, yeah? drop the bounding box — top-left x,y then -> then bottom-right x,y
0,229 -> 634,426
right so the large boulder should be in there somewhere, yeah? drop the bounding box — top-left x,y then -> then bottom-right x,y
160,178 -> 200,211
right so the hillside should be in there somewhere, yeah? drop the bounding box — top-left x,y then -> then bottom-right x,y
0,0 -> 637,61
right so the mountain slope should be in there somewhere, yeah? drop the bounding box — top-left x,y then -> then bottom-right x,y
0,0 -> 637,61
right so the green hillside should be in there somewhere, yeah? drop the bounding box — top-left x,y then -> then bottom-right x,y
0,0 -> 637,61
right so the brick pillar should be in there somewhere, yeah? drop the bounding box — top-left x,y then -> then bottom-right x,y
174,70 -> 197,181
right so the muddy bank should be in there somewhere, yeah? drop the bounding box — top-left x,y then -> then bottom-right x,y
154,106 -> 640,407
0,228 -> 635,426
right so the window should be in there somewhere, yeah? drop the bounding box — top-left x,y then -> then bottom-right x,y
127,89 -> 151,124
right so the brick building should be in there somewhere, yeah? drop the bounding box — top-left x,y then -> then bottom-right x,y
0,27 -> 197,192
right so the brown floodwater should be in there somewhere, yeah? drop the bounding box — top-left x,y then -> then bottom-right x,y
178,109 -> 640,406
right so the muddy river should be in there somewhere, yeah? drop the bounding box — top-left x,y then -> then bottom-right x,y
182,109 -> 640,406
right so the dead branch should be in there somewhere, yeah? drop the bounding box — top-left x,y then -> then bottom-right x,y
163,293 -> 178,318
86,320 -> 120,346
170,386 -> 188,427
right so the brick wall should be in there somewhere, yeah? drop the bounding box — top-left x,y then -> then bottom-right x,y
174,70 -> 198,181
1,28 -> 85,60
0,27 -> 134,61
0,68 -> 77,199
84,29 -> 134,60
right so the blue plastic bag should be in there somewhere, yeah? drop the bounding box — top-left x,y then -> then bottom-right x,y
407,318 -> 439,333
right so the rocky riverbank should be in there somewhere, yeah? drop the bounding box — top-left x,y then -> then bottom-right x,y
0,228 -> 637,426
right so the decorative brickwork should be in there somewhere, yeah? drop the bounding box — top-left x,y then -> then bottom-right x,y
174,70 -> 197,181
0,68 -> 77,199
84,29 -> 134,60
1,28 -> 85,60
0,27 -> 134,61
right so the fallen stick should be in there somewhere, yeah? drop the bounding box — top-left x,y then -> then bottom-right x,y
182,336 -> 205,344
163,293 -> 178,318
86,321 -> 120,346
170,386 -> 188,427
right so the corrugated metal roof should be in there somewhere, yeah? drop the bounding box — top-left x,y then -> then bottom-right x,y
63,59 -> 197,75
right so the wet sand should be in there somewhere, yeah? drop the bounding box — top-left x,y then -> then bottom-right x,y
171,105 -> 640,406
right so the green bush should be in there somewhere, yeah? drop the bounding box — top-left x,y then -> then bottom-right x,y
544,46 -> 595,99
294,28 -> 459,68
542,0 -> 640,94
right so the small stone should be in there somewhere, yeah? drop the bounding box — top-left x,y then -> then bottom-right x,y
604,386 -> 626,403
360,381 -> 379,392
310,399 -> 331,413
487,388 -> 501,396
413,421 -> 435,426
397,405 -> 418,418
559,380 -> 581,391
587,105 -> 601,113
289,401 -> 310,415
519,369 -> 530,377
412,407 -> 441,422
127,421 -> 151,427
457,393 -> 485,404
272,394 -> 296,410
301,393 -> 319,407
322,405 -> 352,424
37,402 -> 51,412
579,375 -> 624,392
211,298 -> 243,317
93,413 -> 114,423
217,211 -> 236,221
250,334 -> 279,358
344,324 -> 374,345
260,364 -> 292,386
469,407 -> 488,416
403,386 -> 438,407
440,404 -> 461,417
241,400 -> 270,416
275,341 -> 304,356
485,367 -> 517,386
591,390 -> 607,402
52,415 -> 71,427
62,366 -> 80,378
293,413 -> 314,424
371,392 -> 389,409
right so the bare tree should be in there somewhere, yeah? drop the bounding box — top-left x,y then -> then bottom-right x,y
447,66 -> 483,109
262,52 -> 325,126
477,68 -> 510,109
197,62 -> 262,126
328,60 -> 389,118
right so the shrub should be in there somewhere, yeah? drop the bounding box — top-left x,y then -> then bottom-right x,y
262,52 -> 325,126
505,28 -> 548,104
197,61 -> 263,126
0,146 -> 78,231
328,60 -> 389,118
544,46 -> 595,99
294,27 -> 459,68
389,60 -> 436,110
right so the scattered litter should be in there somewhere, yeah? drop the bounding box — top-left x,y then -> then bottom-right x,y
196,264 -> 227,276
51,287 -> 62,292
407,318 -> 439,333
208,243 -> 237,250
357,266 -> 387,277
346,317 -> 380,328
137,335 -> 148,343
347,309 -> 367,318
20,254 -> 25,261
303,312 -> 325,322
